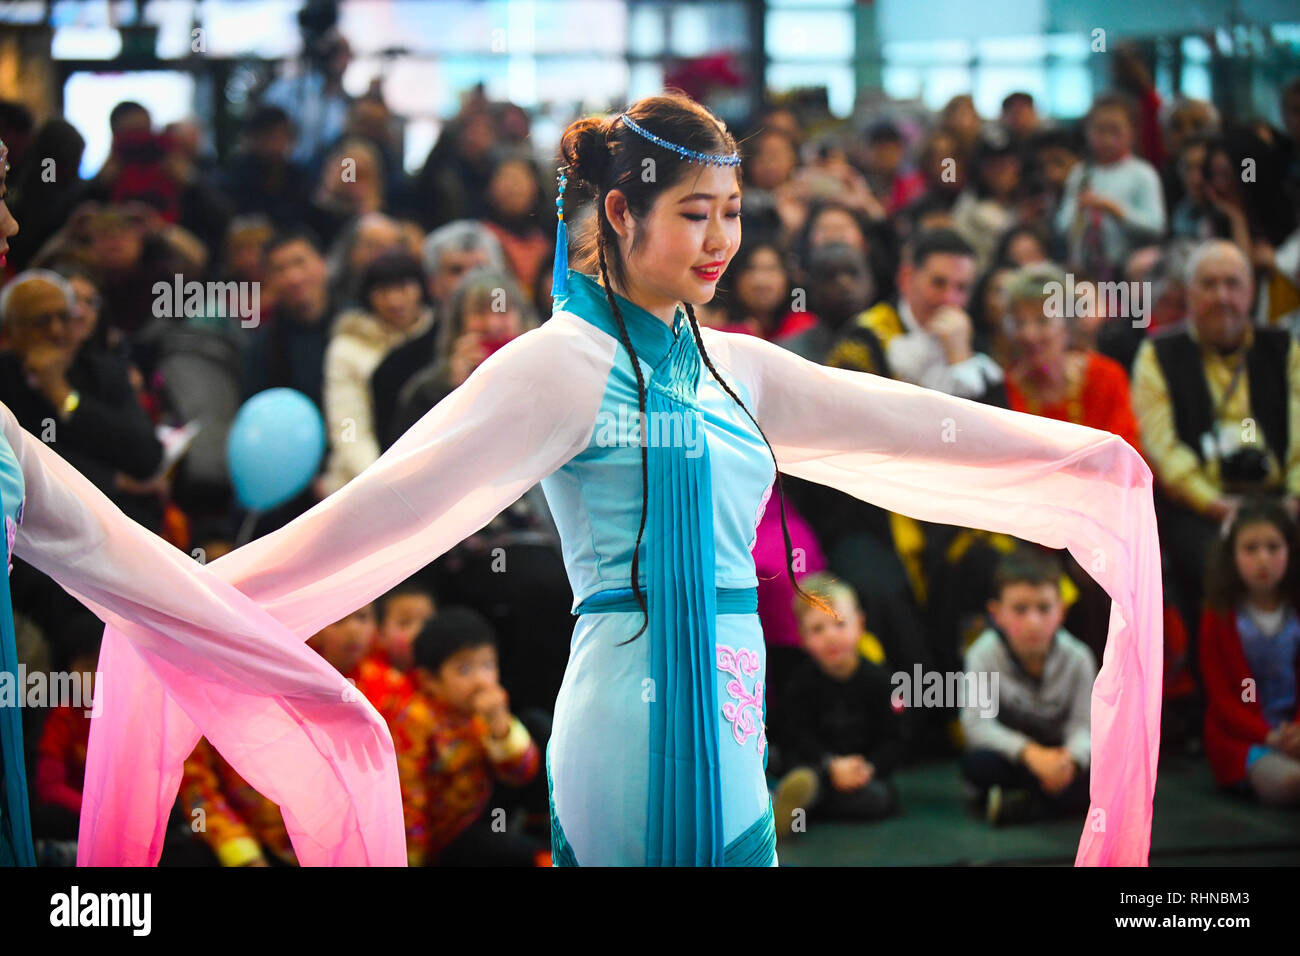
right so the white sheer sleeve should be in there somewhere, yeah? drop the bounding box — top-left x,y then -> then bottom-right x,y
70,313 -> 613,865
705,329 -> 1163,866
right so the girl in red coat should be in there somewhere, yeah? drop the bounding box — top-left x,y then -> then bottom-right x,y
1200,497 -> 1300,805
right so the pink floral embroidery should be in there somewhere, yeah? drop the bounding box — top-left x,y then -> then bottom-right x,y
6,499 -> 22,575
716,644 -> 766,755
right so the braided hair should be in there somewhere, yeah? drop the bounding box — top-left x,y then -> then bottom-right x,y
560,91 -> 836,642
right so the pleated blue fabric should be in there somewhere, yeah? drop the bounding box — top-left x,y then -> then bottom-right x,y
554,270 -> 728,866
0,442 -> 35,867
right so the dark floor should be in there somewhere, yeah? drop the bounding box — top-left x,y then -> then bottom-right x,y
773,751 -> 1300,866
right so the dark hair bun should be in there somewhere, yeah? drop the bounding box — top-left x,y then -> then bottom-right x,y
560,116 -> 611,191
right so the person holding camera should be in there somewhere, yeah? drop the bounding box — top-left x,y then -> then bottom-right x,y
1132,238 -> 1300,660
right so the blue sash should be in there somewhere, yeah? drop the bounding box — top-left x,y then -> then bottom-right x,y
557,271 -> 728,866
575,585 -> 758,617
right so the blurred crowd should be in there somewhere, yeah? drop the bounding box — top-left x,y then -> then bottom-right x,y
3,38 -> 1300,865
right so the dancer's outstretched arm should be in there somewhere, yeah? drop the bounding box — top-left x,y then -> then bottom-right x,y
704,329 -> 1163,867
77,313 -> 614,865
2,400 -> 407,865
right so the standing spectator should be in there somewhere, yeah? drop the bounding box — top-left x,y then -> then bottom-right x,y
1160,98 -> 1220,214
262,24 -> 352,170
952,129 -> 1024,271
1055,94 -> 1166,282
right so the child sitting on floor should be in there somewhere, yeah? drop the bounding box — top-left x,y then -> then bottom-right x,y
771,572 -> 906,841
959,548 -> 1095,826
392,606 -> 547,866
1200,497 -> 1300,807
356,577 -> 435,721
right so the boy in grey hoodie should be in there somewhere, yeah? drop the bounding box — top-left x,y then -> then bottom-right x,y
960,548 -> 1096,825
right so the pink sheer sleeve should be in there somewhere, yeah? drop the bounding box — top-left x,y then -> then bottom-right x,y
706,329 -> 1163,866
12,314 -> 612,866
2,400 -> 404,865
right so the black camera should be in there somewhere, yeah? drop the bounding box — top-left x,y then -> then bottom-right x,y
1220,446 -> 1270,489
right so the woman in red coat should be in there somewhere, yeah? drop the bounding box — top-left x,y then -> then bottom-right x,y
1199,497 -> 1300,805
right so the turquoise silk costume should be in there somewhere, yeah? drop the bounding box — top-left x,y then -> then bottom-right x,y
543,271 -> 777,866
0,431 -> 33,866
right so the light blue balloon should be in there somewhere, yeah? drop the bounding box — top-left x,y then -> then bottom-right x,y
227,389 -> 325,512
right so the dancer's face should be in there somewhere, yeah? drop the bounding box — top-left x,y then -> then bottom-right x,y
605,163 -> 741,320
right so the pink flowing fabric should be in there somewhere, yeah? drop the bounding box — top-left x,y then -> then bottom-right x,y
1,403 -> 404,866
64,307 -> 1160,866
75,313 -> 613,865
712,332 -> 1162,865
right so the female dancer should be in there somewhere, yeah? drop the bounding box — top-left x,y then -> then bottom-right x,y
0,138 -> 405,866
84,92 -> 1163,866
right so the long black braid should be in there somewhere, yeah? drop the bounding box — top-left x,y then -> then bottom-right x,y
594,228 -> 838,647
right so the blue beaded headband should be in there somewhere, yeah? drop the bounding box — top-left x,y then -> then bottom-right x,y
619,114 -> 742,167
552,115 -> 740,300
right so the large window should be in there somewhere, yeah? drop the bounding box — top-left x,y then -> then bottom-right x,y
766,0 -> 855,117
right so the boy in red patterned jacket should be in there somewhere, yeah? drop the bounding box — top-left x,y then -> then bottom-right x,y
392,606 -> 547,866
355,578 -> 435,722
